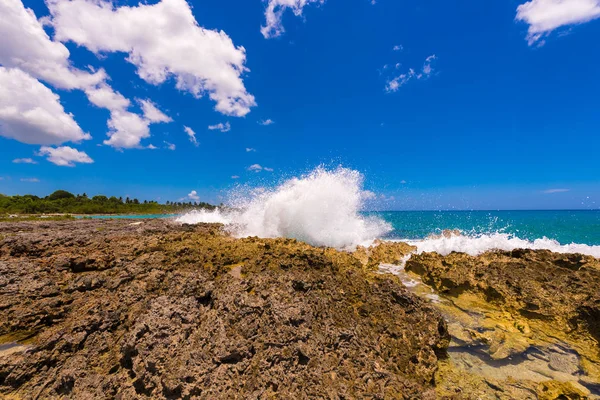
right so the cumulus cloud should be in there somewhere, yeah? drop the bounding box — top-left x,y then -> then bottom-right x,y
543,188 -> 570,193
362,190 -> 377,200
0,67 -> 90,145
186,190 -> 200,201
516,0 -> 600,45
38,146 -> 94,167
184,126 -> 199,146
246,147 -> 257,152
139,100 -> 172,123
208,122 -> 231,132
231,175 -> 240,179
84,84 -> 129,110
13,158 -> 38,164
385,55 -> 437,92
20,178 -> 40,182
393,44 -> 403,51
0,0 -> 171,149
0,0 -> 105,90
85,84 -> 170,149
261,0 -> 325,38
47,0 -> 256,116
258,119 -> 274,125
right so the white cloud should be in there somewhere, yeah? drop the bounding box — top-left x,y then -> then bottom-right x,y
84,83 -> 129,110
362,190 -> 377,200
139,99 -> 172,123
400,180 -> 407,184
543,188 -> 570,193
393,44 -> 403,51
385,55 -> 437,92
0,0 -> 105,90
261,0 -> 325,38
186,190 -> 200,201
247,164 -> 273,172
208,122 -> 231,132
422,55 -> 436,75
246,147 -> 257,152
258,119 -> 275,125
231,175 -> 240,179
184,126 -> 199,146
147,144 -> 158,150
38,146 -> 94,167
0,67 -> 90,145
516,0 -> 600,45
85,84 -> 170,149
164,141 -> 176,151
0,0 -> 172,150
379,194 -> 395,201
13,158 -> 38,164
20,178 -> 40,182
247,164 -> 264,172
47,0 -> 256,116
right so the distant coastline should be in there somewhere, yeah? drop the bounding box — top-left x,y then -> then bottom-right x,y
0,190 -> 216,216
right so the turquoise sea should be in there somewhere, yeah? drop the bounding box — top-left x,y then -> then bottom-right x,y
84,210 -> 600,246
79,214 -> 174,220
373,210 -> 600,246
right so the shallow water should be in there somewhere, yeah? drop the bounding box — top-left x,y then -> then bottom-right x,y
378,262 -> 600,397
77,214 -> 174,220
0,342 -> 28,358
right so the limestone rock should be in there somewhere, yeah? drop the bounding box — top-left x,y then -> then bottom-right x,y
0,220 -> 448,399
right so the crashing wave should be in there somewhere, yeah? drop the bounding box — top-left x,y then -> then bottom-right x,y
404,232 -> 600,258
175,167 -> 391,249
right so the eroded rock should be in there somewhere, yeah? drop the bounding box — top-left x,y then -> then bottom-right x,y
0,220 -> 448,399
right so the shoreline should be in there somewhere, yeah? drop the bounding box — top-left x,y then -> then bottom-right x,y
0,219 -> 598,398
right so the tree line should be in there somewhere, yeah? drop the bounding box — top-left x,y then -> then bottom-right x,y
0,190 -> 216,215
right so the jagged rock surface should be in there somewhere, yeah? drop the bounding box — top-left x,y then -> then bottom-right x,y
0,220 -> 449,399
406,249 -> 600,399
406,249 -> 600,346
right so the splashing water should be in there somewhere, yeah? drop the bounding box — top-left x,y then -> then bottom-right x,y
176,169 -> 600,257
404,232 -> 600,258
176,167 -> 392,249
176,208 -> 231,224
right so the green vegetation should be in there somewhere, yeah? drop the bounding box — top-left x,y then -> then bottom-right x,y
0,191 -> 216,215
0,215 -> 75,222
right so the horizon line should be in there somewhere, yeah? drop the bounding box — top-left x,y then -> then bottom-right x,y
365,208 -> 600,212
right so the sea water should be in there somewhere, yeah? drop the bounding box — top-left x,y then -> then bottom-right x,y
376,210 -> 600,257
374,210 -> 600,245
176,167 -> 600,257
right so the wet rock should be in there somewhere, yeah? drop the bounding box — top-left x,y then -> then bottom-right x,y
536,380 -> 589,400
354,240 -> 416,270
404,249 -> 600,399
406,250 -> 600,349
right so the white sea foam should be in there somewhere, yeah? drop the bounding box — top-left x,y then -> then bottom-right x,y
175,167 -> 392,249
175,209 -> 231,225
175,167 -> 599,257
404,233 -> 600,258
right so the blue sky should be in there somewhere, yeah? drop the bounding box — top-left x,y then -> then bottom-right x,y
0,0 -> 599,210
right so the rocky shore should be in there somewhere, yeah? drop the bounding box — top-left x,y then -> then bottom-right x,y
0,220 -> 598,399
